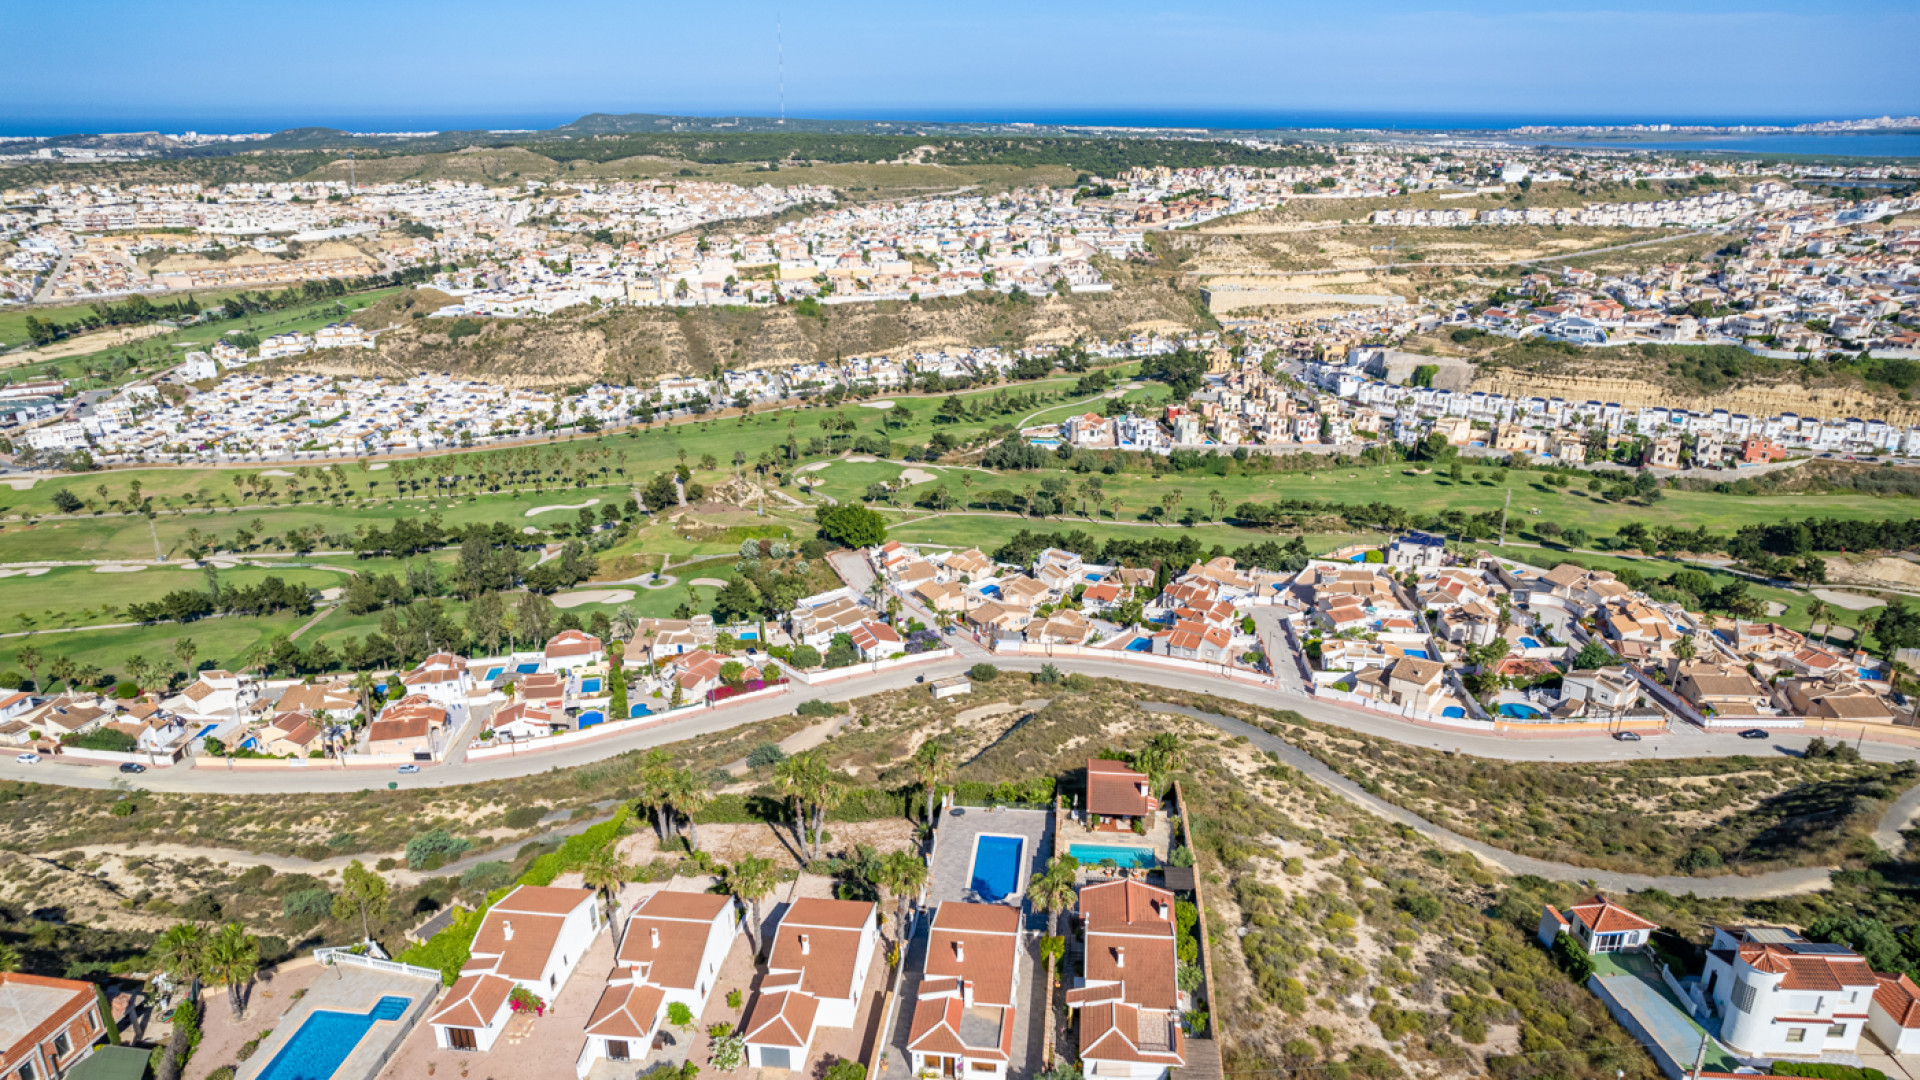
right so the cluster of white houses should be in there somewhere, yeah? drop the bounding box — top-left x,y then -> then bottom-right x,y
1541,894 -> 1920,1063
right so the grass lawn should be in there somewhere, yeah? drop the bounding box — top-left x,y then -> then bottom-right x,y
0,611 -> 311,684
0,564 -> 343,632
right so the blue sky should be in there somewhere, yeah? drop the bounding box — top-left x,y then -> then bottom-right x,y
5,0 -> 1917,132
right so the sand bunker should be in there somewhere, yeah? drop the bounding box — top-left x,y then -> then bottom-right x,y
0,567 -> 49,577
687,577 -> 730,588
94,564 -> 147,573
368,462 -> 390,471
553,588 -> 636,609
898,468 -> 938,486
1812,589 -> 1888,612
797,462 -> 833,473
259,469 -> 295,477
525,498 -> 600,518
860,400 -> 896,409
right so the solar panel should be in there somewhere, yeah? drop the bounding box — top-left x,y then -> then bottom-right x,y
1747,927 -> 1797,943
1789,942 -> 1855,955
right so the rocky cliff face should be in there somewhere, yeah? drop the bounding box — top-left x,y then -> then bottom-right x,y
1470,369 -> 1920,427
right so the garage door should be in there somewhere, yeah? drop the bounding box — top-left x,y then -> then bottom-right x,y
761,1047 -> 791,1070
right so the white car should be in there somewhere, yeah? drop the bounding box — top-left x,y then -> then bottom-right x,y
15,753 -> 41,765
397,764 -> 421,774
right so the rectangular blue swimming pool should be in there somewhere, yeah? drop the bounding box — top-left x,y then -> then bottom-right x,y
1125,638 -> 1154,652
579,678 -> 602,694
1070,843 -> 1156,869
970,834 -> 1025,902
256,995 -> 412,1080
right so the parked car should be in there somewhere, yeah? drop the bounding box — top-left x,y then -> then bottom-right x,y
398,763 -> 421,774
1738,728 -> 1770,740
118,762 -> 147,774
1613,731 -> 1643,742
15,753 -> 41,765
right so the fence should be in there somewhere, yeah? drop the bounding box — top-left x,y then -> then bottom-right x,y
990,641 -> 1276,689
45,746 -> 183,768
464,683 -> 791,761
771,647 -> 957,686
194,752 -> 417,771
312,947 -> 442,983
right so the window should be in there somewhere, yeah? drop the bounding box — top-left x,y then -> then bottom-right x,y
1731,978 -> 1757,1014
970,1064 -> 997,1073
53,1033 -> 69,1057
1828,1025 -> 1848,1039
1785,1028 -> 1806,1044
19,1063 -> 37,1080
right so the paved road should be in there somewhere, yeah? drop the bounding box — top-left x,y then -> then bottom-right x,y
10,653 -> 1914,896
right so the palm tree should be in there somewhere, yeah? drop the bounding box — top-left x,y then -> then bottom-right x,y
580,848 -> 631,924
668,767 -> 713,852
353,669 -> 378,727
153,923 -> 210,1004
1806,598 -> 1832,642
721,855 -> 778,960
637,748 -> 676,843
872,850 -> 929,948
800,753 -> 844,862
774,752 -> 816,855
1027,859 -> 1078,931
1134,732 -> 1186,793
206,922 -> 259,1019
0,943 -> 19,973
909,738 -> 954,828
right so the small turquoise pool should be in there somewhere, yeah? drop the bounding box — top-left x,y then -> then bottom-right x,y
1404,649 -> 1430,659
194,724 -> 218,740
1860,667 -> 1882,680
1441,706 -> 1467,718
1519,637 -> 1542,649
484,666 -> 504,681
1125,638 -> 1153,653
979,584 -> 1002,598
255,995 -> 412,1080
1498,703 -> 1546,719
1070,844 -> 1156,869
516,662 -> 539,675
970,834 -> 1025,902
578,710 -> 606,728
739,631 -> 758,640
580,678 -> 602,694
629,704 -> 653,718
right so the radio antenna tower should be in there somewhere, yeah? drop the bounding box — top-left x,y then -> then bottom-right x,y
777,14 -> 786,124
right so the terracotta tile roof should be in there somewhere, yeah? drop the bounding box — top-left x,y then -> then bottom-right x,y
743,989 -> 818,1048
1876,974 -> 1920,1029
545,629 -> 603,659
926,903 -> 1020,1007
464,885 -> 594,981
585,980 -> 665,1038
0,972 -> 98,1071
1566,895 -> 1658,935
1086,758 -> 1156,818
428,972 -> 514,1029
1078,1002 -> 1184,1065
616,892 -> 732,990
767,900 -> 872,1000
1080,881 -> 1179,1011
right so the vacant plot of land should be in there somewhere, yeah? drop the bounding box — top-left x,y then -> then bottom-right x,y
1273,715 -> 1918,877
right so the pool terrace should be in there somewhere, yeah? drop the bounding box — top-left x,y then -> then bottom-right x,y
236,956 -> 440,1080
927,806 -> 1052,907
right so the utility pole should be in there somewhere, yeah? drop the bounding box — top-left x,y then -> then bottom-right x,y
1498,487 -> 1510,547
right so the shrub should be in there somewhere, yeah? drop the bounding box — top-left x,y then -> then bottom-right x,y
281,888 -> 334,925
503,805 -> 547,830
1168,846 -> 1195,868
62,728 -> 139,753
1771,1064 -> 1889,1080
727,989 -> 743,1009
822,1061 -> 867,1080
788,645 -> 822,669
405,828 -> 472,870
746,743 -> 788,769
969,663 -> 1000,682
460,861 -> 514,893
795,699 -> 844,719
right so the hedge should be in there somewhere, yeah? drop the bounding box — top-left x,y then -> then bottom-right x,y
1771,1064 -> 1888,1080
692,787 -> 912,826
950,778 -> 1056,809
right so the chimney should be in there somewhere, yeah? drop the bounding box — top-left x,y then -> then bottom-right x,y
1115,946 -> 1125,969
503,920 -> 514,941
800,933 -> 810,956
650,926 -> 660,949
1158,901 -> 1170,921
953,940 -> 965,963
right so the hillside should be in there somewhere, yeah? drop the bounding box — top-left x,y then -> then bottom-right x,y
284,269 -> 1210,387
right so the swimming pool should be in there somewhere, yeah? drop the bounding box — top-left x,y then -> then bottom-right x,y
516,662 -> 540,675
1860,667 -> 1882,680
739,631 -> 758,640
1441,706 -> 1467,719
1404,649 -> 1430,659
577,710 -> 606,728
194,723 -> 219,740
579,678 -> 602,694
483,666 -> 504,681
979,584 -> 1002,598
1069,844 -> 1156,869
1518,637 -> 1542,649
969,834 -> 1026,902
255,995 -> 412,1080
629,704 -> 653,718
1497,703 -> 1545,719
1125,638 -> 1154,653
